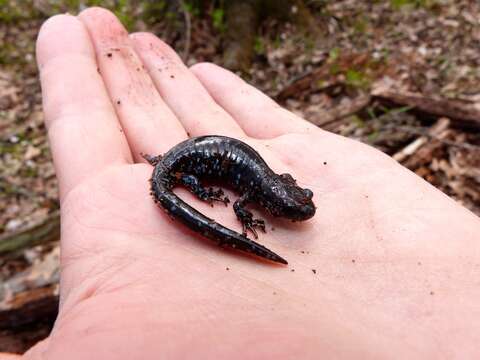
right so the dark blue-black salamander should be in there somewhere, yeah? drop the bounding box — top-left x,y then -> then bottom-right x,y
144,135 -> 316,265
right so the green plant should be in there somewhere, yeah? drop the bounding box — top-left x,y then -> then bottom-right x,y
183,0 -> 200,17
328,47 -> 340,62
0,0 -> 38,22
211,7 -> 224,31
353,16 -> 369,34
390,0 -> 438,10
112,0 -> 135,31
345,69 -> 370,89
253,37 -> 265,56
350,114 -> 365,128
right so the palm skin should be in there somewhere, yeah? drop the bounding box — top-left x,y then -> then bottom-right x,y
9,7 -> 480,360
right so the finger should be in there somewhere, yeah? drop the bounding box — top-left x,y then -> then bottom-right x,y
0,353 -> 22,359
36,14 -> 132,199
130,32 -> 246,138
190,62 -> 318,138
78,8 -> 187,161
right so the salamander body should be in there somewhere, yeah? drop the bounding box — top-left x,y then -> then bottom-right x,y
145,136 -> 315,265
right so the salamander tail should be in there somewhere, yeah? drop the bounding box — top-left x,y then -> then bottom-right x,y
151,181 -> 288,265
229,235 -> 288,265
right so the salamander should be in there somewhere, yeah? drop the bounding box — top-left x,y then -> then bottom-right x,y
144,135 -> 316,265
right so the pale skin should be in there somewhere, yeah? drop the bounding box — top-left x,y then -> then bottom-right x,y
2,7 -> 479,359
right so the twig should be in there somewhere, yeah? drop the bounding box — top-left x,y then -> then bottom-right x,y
372,90 -> 480,131
0,210 -> 60,255
314,94 -> 371,128
275,63 -> 332,102
0,246 -> 59,329
275,52 -> 374,102
383,123 -> 480,152
392,118 -> 450,163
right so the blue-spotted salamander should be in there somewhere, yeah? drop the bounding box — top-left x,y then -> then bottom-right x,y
144,136 -> 315,265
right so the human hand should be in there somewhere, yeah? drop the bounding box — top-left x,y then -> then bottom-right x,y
21,7 -> 480,359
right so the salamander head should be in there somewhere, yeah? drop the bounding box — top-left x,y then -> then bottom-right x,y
262,173 -> 316,221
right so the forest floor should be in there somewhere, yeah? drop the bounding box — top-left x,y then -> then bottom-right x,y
0,0 -> 479,353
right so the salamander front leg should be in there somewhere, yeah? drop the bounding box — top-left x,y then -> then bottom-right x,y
141,153 -> 163,166
180,174 -> 229,206
233,194 -> 266,239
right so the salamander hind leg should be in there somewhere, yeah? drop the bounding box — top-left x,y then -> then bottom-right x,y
180,174 -> 229,206
233,196 -> 266,239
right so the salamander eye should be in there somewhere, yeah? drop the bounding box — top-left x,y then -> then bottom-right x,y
280,173 -> 296,184
303,188 -> 313,199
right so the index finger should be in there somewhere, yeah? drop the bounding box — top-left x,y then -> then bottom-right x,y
36,14 -> 132,199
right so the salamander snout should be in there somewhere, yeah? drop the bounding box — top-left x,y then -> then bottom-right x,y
265,174 -> 316,221
290,201 -> 316,221
280,187 -> 316,221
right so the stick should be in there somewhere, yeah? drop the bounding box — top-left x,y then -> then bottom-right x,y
0,247 -> 59,329
392,118 -> 450,163
373,90 -> 480,130
313,94 -> 371,128
0,211 -> 60,255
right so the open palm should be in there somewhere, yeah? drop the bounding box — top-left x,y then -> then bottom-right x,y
20,7 -> 480,359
